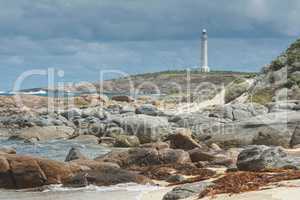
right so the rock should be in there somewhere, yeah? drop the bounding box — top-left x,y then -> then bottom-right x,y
135,104 -> 161,116
9,126 -> 75,141
212,103 -> 268,121
140,142 -> 170,150
75,94 -> 108,107
120,106 -> 136,114
252,128 -> 291,148
85,122 -> 106,137
105,127 -> 125,138
0,147 -> 16,154
65,147 -> 88,162
159,148 -> 191,165
188,148 -> 233,167
111,95 -> 134,103
167,128 -> 202,150
100,137 -> 116,147
188,148 -> 216,162
268,102 -> 298,112
34,113 -> 75,127
163,181 -> 213,200
70,135 -> 100,144
65,168 -> 151,187
290,126 -> 300,148
0,153 -> 150,189
210,143 -> 222,151
114,135 -> 140,148
237,145 -> 300,171
81,107 -> 107,119
225,80 -> 250,103
137,96 -> 153,101
0,128 -> 12,137
119,114 -> 171,144
96,148 -> 191,168
60,108 -> 82,120
70,159 -> 120,171
166,174 -> 186,183
0,154 -> 81,189
202,112 -> 299,148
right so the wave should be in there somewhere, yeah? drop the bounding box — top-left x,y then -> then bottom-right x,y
9,90 -> 47,95
41,183 -> 160,193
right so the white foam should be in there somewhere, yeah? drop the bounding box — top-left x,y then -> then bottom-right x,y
9,90 -> 47,95
41,183 -> 160,193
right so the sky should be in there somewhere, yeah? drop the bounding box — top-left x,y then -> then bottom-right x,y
0,0 -> 300,90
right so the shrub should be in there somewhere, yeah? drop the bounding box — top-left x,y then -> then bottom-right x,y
250,88 -> 273,105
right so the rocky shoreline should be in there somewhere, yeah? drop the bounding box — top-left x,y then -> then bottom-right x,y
0,92 -> 299,199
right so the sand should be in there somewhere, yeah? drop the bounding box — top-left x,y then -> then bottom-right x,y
141,187 -> 173,200
142,179 -> 300,200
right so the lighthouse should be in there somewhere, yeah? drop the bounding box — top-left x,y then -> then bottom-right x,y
200,29 -> 210,72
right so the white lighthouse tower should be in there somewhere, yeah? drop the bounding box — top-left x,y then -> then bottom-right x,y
200,29 -> 210,72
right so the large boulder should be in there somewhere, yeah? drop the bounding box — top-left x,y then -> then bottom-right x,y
135,104 -> 162,116
0,154 -> 81,189
159,148 -> 191,165
163,181 -> 213,200
224,79 -> 250,103
60,108 -> 82,120
188,148 -> 234,167
114,135 -> 140,148
237,145 -> 300,171
119,114 -> 171,144
0,153 -> 151,189
95,147 -> 191,168
9,126 -> 75,141
81,107 -> 107,119
252,127 -> 291,148
211,103 -> 268,121
202,112 -> 299,148
268,101 -> 300,112
111,95 -> 134,103
188,148 -> 216,162
167,129 -> 202,150
65,168 -> 151,187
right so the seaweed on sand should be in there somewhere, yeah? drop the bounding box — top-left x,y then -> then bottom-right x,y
199,170 -> 300,198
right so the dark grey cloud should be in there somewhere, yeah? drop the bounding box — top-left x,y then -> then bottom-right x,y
0,0 -> 299,90
1,0 -> 300,41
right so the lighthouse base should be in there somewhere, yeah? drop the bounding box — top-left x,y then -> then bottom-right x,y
200,66 -> 210,72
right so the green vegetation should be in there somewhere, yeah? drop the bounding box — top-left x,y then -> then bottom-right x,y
250,88 -> 274,105
269,39 -> 300,72
285,73 -> 300,88
287,39 -> 300,52
128,69 -> 258,79
74,97 -> 90,108
270,59 -> 285,71
225,79 -> 249,103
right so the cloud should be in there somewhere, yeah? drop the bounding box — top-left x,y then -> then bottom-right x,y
0,0 -> 299,90
0,0 -> 300,41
